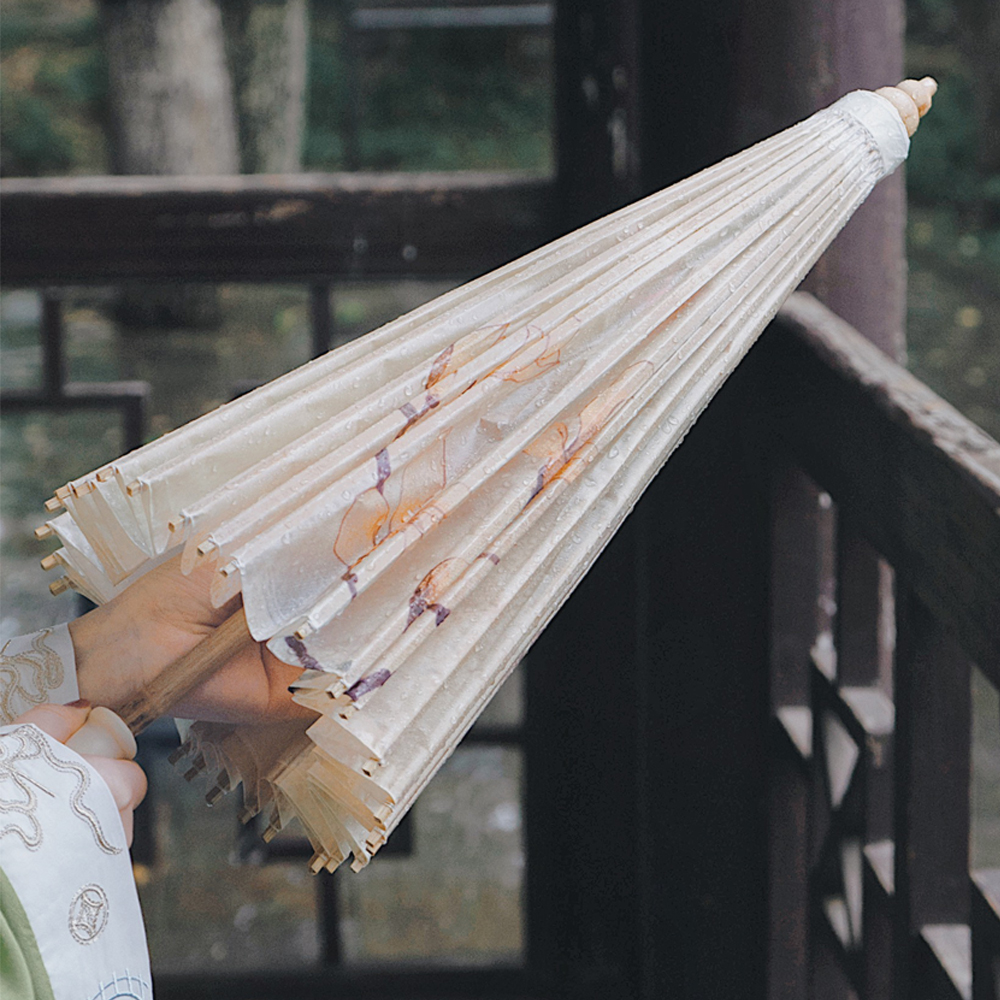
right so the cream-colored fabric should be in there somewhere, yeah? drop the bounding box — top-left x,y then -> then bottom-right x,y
40,90 -> 902,871
0,723 -> 151,999
0,625 -> 79,725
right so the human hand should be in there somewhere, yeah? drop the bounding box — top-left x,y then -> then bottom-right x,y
14,701 -> 147,846
69,557 -> 313,725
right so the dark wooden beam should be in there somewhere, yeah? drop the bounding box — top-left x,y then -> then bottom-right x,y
0,172 -> 553,286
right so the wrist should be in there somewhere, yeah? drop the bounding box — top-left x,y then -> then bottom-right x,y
70,598 -> 141,708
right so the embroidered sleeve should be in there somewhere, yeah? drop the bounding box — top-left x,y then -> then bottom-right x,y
0,722 -> 152,997
0,624 -> 79,725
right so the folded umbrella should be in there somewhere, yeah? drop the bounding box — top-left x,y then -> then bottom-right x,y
38,78 -> 936,872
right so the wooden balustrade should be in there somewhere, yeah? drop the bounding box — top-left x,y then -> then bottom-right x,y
760,292 -> 1000,1000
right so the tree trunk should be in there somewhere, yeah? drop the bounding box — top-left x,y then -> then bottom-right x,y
101,0 -> 240,326
223,0 -> 309,174
102,0 -> 240,175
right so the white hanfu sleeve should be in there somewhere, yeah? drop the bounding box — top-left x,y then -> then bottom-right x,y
0,721 -> 153,999
0,624 -> 80,725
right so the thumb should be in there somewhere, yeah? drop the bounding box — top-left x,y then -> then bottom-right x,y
15,700 -> 92,744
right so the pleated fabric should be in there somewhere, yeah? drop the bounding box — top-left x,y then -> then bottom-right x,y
40,92 -> 905,870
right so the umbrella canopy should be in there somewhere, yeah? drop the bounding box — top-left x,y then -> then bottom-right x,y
38,79 -> 935,871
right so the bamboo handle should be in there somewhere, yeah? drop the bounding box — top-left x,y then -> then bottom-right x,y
116,607 -> 255,735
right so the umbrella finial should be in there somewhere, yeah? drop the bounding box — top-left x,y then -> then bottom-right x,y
875,77 -> 938,137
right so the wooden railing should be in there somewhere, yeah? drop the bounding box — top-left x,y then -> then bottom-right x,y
1,175 -> 997,998
0,172 -> 552,285
759,293 -> 1000,1000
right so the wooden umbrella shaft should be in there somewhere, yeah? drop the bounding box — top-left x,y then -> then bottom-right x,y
116,608 -> 255,735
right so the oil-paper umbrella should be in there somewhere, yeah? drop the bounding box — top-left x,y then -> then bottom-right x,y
39,79 -> 936,872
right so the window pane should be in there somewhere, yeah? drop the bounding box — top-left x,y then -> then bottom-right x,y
0,291 -> 42,391
139,748 -> 321,972
0,409 -> 123,638
338,744 -> 524,965
472,659 -> 524,729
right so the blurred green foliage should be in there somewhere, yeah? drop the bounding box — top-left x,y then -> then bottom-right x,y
1,1 -> 552,175
0,1 -> 109,175
906,0 -> 1000,213
305,10 -> 552,172
1,0 -> 994,202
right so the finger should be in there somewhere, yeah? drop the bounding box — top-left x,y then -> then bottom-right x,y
15,701 -> 92,743
262,648 -> 318,718
119,808 -> 134,847
82,756 -> 147,848
145,556 -> 236,632
84,756 -> 148,813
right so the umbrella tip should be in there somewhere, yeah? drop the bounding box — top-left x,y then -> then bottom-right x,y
875,77 -> 938,137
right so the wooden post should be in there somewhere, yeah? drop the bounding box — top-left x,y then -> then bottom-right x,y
529,7 -> 647,993
309,282 -> 333,358
552,0 -> 642,231
40,292 -> 66,397
836,525 -> 891,689
768,459 -> 831,999
730,1 -> 907,996
893,588 -> 971,999
533,5 -> 772,997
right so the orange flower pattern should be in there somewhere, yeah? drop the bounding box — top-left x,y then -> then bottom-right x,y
525,361 -> 653,503
489,326 -> 560,384
322,340 -> 652,680
333,436 -> 448,577
405,557 -> 469,631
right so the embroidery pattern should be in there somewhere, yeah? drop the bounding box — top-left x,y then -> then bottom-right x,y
0,724 -> 122,855
69,883 -> 110,943
86,970 -> 153,1000
0,629 -> 65,722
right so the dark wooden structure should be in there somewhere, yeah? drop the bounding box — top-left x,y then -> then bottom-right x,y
2,1 -> 998,997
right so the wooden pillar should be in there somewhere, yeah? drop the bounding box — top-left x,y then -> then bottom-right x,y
731,2 -> 907,997
732,0 -> 906,355
640,3 -> 770,997
529,7 -> 648,994
532,3 -> 770,999
552,0 -> 643,231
